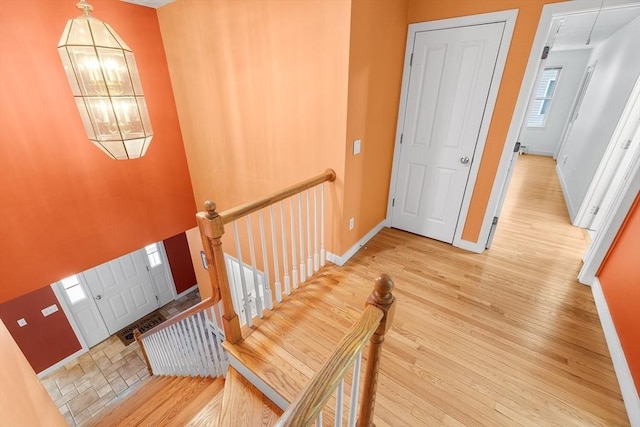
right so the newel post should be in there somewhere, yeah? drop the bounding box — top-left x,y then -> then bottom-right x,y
196,201 -> 242,344
357,274 -> 396,427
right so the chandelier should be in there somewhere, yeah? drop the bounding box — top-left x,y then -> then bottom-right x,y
58,0 -> 153,160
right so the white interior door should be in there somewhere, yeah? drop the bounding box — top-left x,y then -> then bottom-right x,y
83,251 -> 159,335
391,22 -> 504,243
144,243 -> 176,306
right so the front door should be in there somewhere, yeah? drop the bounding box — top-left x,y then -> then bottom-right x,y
83,250 -> 159,334
391,22 -> 504,243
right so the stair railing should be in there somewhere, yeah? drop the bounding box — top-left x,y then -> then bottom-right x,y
135,298 -> 227,378
276,274 -> 396,427
197,169 -> 336,344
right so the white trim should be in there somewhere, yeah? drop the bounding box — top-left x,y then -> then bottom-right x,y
157,241 -> 178,303
556,164 -> 576,220
50,282 -> 90,351
452,10 -> 518,253
37,347 -> 87,378
574,76 -> 640,228
225,351 -> 289,410
526,150 -> 555,157
385,10 -> 518,254
591,278 -> 640,427
484,0 -> 640,255
175,283 -> 199,300
579,123 -> 640,285
327,220 -> 387,266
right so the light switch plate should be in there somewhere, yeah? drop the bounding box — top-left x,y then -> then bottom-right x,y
17,318 -> 27,327
41,304 -> 59,317
353,139 -> 361,155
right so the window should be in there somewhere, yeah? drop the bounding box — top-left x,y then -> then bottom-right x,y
61,275 -> 86,304
145,243 -> 162,268
527,67 -> 562,128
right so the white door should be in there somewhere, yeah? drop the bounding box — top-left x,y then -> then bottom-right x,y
391,22 -> 504,243
55,274 -> 109,347
144,243 -> 176,306
83,251 -> 159,335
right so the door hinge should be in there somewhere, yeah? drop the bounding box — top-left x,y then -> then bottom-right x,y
400,134 -> 403,144
486,216 -> 499,249
541,46 -> 550,59
621,139 -> 632,150
146,266 -> 149,271
156,295 -> 159,301
591,206 -> 600,215
410,53 -> 413,66
514,142 -> 521,153
392,198 -> 395,207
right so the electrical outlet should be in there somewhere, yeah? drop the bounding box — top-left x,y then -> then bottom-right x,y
41,304 -> 59,317
349,217 -> 355,230
17,318 -> 27,327
353,139 -> 361,155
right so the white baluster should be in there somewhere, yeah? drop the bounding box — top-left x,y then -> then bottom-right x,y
335,379 -> 344,427
290,198 -> 299,289
270,205 -> 282,302
164,328 -> 181,375
232,220 -> 253,327
188,315 -> 207,377
258,211 -> 274,309
194,312 -> 216,377
306,190 -> 313,275
348,352 -> 362,427
246,215 -> 264,317
316,412 -> 323,427
151,335 -> 167,375
314,186 -> 319,272
206,307 -> 224,376
298,193 -> 306,283
321,182 -> 326,267
176,322 -> 196,376
144,336 -> 159,374
280,201 -> 291,296
157,330 -> 172,375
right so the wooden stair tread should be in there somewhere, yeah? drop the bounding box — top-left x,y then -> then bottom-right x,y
90,376 -> 220,427
224,275 -> 366,405
218,366 -> 283,426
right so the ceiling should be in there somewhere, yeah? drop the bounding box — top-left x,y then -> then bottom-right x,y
120,0 -> 174,8
551,5 -> 640,51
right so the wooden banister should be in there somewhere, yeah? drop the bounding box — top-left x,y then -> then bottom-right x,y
357,274 -> 396,427
219,169 -> 336,224
137,298 -> 216,340
275,274 -> 396,427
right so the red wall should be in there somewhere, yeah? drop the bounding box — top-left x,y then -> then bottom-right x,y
598,193 -> 640,392
0,0 -> 196,303
163,233 -> 197,294
0,287 -> 81,374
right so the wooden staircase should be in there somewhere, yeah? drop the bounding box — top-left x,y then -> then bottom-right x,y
90,376 -> 224,426
89,170 -> 395,427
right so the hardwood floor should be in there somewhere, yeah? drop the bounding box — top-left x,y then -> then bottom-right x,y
341,155 -> 628,426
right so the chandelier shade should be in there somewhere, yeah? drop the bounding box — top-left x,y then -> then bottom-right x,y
58,1 -> 153,160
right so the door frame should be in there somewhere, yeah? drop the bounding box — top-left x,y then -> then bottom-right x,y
573,76 -> 640,229
386,9 -> 518,251
480,0 -> 640,255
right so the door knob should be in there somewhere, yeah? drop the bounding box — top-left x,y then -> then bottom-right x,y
95,295 -> 102,300
460,156 -> 470,164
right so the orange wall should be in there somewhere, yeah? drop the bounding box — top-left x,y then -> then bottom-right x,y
0,320 -> 67,427
0,0 -> 196,302
598,193 -> 640,391
408,0 -> 565,243
342,0 -> 409,251
157,0 -> 351,255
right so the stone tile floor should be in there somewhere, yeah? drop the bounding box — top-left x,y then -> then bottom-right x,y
41,289 -> 201,426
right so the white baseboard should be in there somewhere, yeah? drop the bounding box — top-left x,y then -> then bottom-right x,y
327,220 -> 387,266
592,278 -> 639,427
525,150 -> 555,157
226,351 -> 289,410
37,347 -> 87,378
556,164 -> 576,221
175,284 -> 199,300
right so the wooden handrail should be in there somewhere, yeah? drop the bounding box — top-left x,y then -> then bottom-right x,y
219,168 -> 336,224
276,274 -> 396,427
138,298 -> 216,340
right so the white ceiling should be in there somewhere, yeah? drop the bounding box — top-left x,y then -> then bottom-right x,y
120,0 -> 174,9
551,5 -> 640,51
